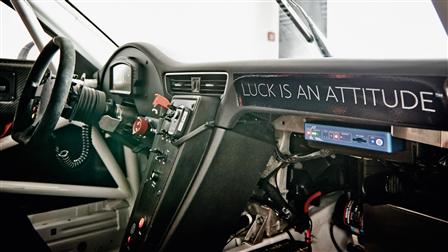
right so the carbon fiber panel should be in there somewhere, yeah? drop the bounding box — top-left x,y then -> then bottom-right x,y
0,59 -> 33,124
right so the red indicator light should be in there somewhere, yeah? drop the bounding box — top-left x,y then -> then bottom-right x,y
138,217 -> 145,229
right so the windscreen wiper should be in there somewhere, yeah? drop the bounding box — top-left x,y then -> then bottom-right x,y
275,0 -> 331,57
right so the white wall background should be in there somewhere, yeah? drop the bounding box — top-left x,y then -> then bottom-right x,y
73,0 -> 280,62
0,2 -> 40,60
1,0 -> 447,61
327,0 -> 447,58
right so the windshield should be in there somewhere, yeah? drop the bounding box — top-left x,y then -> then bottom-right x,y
71,0 -> 447,62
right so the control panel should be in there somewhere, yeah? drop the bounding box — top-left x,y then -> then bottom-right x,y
123,135 -> 179,251
304,123 -> 404,153
120,94 -> 220,251
97,93 -> 193,154
118,92 -> 275,251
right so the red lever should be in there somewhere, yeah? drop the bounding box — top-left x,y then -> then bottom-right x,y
152,94 -> 171,110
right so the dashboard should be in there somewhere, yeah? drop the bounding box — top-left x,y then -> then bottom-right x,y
96,42 -> 448,251
100,42 -> 448,132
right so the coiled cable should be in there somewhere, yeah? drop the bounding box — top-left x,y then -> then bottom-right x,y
56,125 -> 91,169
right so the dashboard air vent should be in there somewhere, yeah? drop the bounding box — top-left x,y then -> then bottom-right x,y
165,73 -> 228,96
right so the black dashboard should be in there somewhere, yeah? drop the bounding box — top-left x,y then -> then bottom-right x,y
100,42 -> 448,131
96,43 -> 448,251
101,45 -> 165,117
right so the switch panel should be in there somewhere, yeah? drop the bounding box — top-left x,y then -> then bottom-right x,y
121,95 -> 220,251
0,71 -> 15,101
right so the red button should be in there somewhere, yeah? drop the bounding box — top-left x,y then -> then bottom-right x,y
153,93 -> 171,110
138,217 -> 145,229
132,117 -> 149,136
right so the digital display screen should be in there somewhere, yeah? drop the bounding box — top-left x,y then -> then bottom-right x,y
111,63 -> 132,94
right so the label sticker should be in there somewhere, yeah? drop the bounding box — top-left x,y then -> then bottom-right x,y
234,74 -> 448,130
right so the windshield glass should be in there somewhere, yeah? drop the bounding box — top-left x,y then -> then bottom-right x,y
71,0 -> 447,62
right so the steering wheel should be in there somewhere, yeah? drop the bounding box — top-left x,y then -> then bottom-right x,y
12,36 -> 75,145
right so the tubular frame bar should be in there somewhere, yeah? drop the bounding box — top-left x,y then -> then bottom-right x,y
124,145 -> 140,200
91,127 -> 132,200
0,181 -> 127,199
11,0 -> 56,72
0,117 -> 71,151
1,122 -> 133,201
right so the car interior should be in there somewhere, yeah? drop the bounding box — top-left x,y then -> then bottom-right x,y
0,0 -> 447,251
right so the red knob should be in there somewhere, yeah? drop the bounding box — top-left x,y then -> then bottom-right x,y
132,117 -> 149,136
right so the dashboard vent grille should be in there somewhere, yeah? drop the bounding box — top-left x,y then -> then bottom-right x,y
166,73 -> 228,96
168,77 -> 192,93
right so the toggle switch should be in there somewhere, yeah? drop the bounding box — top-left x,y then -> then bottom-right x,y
152,93 -> 171,110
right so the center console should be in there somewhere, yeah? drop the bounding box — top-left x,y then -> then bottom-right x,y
120,95 -> 274,251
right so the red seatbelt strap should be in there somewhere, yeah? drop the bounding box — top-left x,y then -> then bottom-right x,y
0,122 -> 13,138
